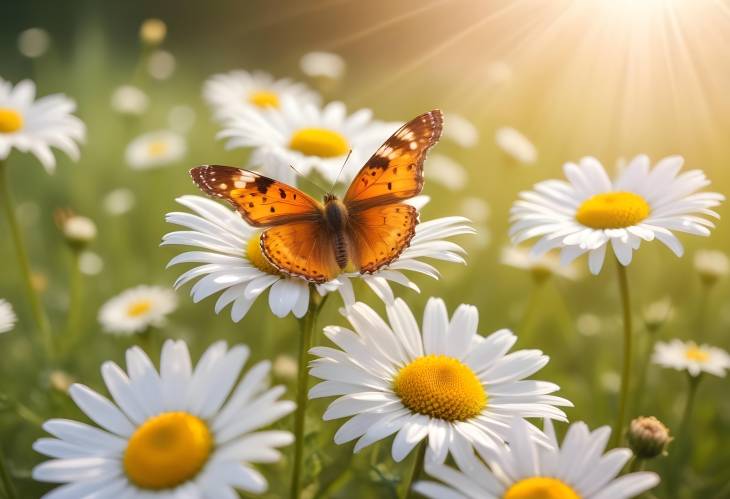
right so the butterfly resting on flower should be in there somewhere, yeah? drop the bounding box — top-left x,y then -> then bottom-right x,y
190,110 -> 443,283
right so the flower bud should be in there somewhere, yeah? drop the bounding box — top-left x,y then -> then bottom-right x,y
55,209 -> 97,249
642,298 -> 673,332
694,250 -> 729,287
139,18 -> 167,46
628,416 -> 672,459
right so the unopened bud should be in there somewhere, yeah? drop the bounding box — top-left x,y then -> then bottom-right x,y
55,209 -> 97,248
628,416 -> 672,459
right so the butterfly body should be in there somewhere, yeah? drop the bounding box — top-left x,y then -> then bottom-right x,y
191,110 -> 443,283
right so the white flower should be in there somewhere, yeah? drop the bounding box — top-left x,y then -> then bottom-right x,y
163,196 -> 472,321
203,69 -> 320,120
33,340 -> 295,497
652,339 -> 730,377
501,246 -> 580,281
0,78 -> 85,172
642,297 -> 674,330
309,298 -> 572,464
60,215 -> 97,245
415,418 -> 659,499
443,114 -> 478,148
125,130 -> 186,169
103,188 -> 135,215
18,28 -> 50,58
162,196 -> 332,321
218,97 -> 394,185
495,127 -> 537,165
147,50 -> 175,80
98,285 -> 177,335
0,299 -> 17,333
78,251 -> 104,276
300,51 -> 346,80
426,154 -> 468,190
509,155 -> 725,275
110,85 -> 149,116
694,249 -> 729,284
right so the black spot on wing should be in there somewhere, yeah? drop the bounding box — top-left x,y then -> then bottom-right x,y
255,176 -> 275,194
369,156 -> 390,169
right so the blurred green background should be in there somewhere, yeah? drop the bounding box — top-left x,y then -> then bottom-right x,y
1,0 -> 729,497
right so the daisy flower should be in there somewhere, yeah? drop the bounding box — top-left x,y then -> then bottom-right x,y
509,155 -> 725,275
203,69 -> 320,120
299,51 -> 346,81
163,196 -> 472,320
415,417 -> 659,499
0,77 -> 85,172
18,28 -> 50,58
33,339 -> 295,497
308,298 -> 572,464
442,113 -> 478,148
495,126 -> 537,165
652,339 -> 730,377
110,85 -> 149,116
217,96 -> 395,185
98,285 -> 177,335
426,154 -> 468,190
501,246 -> 580,282
125,130 -> 186,169
0,298 -> 17,333
693,249 -> 728,286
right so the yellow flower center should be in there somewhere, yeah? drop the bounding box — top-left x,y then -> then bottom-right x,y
0,108 -> 24,133
127,299 -> 152,317
576,192 -> 650,229
289,127 -> 350,158
685,346 -> 709,363
124,412 -> 212,490
248,90 -> 280,108
393,354 -> 486,421
503,477 -> 581,499
147,141 -> 169,157
246,232 -> 279,275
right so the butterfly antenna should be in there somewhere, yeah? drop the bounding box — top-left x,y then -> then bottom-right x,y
288,164 -> 328,196
330,149 -> 353,192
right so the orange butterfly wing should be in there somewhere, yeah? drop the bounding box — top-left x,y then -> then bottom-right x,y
348,204 -> 418,274
190,165 -> 337,282
343,110 -> 442,273
260,222 -> 340,283
344,110 -> 443,209
190,165 -> 321,226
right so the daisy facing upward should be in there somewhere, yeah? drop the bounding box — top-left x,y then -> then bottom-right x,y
308,298 -> 572,466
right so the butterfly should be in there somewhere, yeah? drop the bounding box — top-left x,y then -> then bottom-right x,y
190,110 -> 443,283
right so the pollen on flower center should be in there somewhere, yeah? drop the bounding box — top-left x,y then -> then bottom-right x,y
393,354 -> 486,422
127,299 -> 152,317
124,412 -> 212,490
147,141 -> 169,157
289,127 -> 350,158
503,477 -> 581,499
685,346 -> 709,363
576,192 -> 650,229
0,108 -> 24,133
246,232 -> 280,275
248,90 -> 280,108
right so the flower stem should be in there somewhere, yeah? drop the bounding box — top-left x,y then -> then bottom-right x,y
611,259 -> 633,448
62,249 -> 83,357
0,160 -> 53,359
666,374 -> 701,498
676,374 -> 701,453
290,290 -> 327,499
404,440 -> 427,499
0,446 -> 18,499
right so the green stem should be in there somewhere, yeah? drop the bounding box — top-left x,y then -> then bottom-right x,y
631,328 -> 657,416
676,374 -> 701,451
62,249 -> 83,357
696,283 -> 710,340
404,440 -> 427,499
611,259 -> 633,448
0,160 -> 53,359
666,374 -> 701,498
290,291 -> 327,499
629,456 -> 645,472
0,447 -> 18,499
